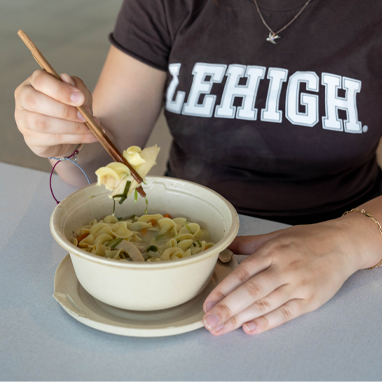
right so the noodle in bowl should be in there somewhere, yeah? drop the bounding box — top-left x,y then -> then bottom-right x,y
50,176 -> 239,311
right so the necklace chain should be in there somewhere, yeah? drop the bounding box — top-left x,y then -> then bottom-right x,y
253,0 -> 313,43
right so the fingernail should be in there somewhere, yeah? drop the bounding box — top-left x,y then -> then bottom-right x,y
93,117 -> 100,125
244,321 -> 257,332
204,314 -> 220,330
61,73 -> 75,86
213,324 -> 224,332
84,106 -> 93,116
70,92 -> 83,105
205,301 -> 216,312
77,110 -> 86,121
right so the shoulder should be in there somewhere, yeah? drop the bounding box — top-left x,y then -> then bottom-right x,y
160,0 -> 212,41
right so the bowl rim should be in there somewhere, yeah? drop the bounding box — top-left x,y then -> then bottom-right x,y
50,176 -> 240,269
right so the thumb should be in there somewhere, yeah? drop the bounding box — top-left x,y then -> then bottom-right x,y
228,231 -> 280,255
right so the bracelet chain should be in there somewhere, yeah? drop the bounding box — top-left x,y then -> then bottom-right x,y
343,208 -> 382,269
48,144 -> 90,204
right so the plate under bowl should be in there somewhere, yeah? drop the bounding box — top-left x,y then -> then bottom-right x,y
54,254 -> 238,337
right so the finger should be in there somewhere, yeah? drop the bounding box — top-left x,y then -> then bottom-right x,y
228,231 -> 281,255
203,267 -> 284,332
22,129 -> 99,149
30,69 -> 84,107
242,299 -> 307,335
70,75 -> 93,111
60,73 -> 75,86
19,85 -> 84,122
203,252 -> 272,313
18,109 -> 99,138
208,284 -> 292,336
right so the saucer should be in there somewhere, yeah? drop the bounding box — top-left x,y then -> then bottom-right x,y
53,254 -> 238,337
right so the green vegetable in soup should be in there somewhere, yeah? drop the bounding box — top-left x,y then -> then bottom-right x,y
113,181 -> 131,205
134,189 -> 138,203
111,238 -> 123,249
107,238 -> 123,249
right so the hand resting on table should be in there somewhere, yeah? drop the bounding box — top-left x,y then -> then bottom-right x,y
203,211 -> 382,335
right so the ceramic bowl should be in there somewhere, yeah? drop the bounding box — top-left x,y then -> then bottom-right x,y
50,176 -> 239,311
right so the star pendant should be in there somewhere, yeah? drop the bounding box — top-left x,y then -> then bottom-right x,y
266,32 -> 280,44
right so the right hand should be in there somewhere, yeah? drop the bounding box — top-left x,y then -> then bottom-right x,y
14,70 -> 99,159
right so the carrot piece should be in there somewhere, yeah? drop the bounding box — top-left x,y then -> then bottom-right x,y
149,219 -> 157,226
76,233 -> 89,243
141,228 -> 147,235
163,214 -> 171,219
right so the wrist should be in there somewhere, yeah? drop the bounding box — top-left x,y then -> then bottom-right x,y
52,144 -> 78,159
337,212 -> 382,270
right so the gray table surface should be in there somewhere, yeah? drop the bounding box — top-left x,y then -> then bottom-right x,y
1,162 -> 381,381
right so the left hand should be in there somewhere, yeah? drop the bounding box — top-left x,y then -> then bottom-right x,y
202,216 -> 377,335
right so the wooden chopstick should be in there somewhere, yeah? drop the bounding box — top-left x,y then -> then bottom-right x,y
17,30 -> 146,198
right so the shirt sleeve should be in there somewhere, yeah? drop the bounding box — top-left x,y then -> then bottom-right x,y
109,0 -> 171,71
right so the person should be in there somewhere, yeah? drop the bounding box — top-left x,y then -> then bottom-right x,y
14,0 -> 382,336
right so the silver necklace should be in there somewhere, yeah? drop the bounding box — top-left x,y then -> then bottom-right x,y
253,0 -> 313,44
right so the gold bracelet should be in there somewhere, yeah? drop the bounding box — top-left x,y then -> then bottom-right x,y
342,208 -> 382,269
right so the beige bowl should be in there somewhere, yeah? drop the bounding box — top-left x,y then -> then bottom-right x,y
50,176 -> 239,311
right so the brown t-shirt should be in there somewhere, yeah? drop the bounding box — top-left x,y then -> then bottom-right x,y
110,0 -> 382,224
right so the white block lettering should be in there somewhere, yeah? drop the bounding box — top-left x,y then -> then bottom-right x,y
321,73 -> 362,133
182,63 -> 227,117
261,67 -> 288,123
215,65 -> 266,120
286,71 -> 319,127
166,63 -> 186,114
